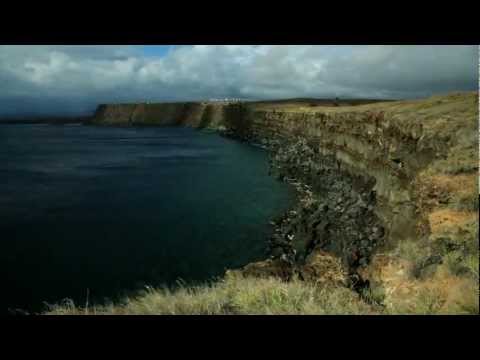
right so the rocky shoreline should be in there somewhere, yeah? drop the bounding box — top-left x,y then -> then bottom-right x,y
219,128 -> 386,292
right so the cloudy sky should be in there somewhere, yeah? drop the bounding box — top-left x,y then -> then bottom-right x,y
0,45 -> 477,116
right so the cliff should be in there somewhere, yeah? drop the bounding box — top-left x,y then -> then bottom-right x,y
91,93 -> 477,247
86,93 -> 478,313
90,102 -> 226,128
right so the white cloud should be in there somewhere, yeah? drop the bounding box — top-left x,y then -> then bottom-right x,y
0,45 -> 477,115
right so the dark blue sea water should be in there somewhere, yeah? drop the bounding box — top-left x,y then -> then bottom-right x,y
0,124 -> 293,315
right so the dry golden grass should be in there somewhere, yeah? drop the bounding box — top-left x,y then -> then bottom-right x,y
45,265 -> 478,315
429,174 -> 477,198
429,209 -> 478,234
365,253 -> 479,315
45,273 -> 376,315
252,91 -> 477,119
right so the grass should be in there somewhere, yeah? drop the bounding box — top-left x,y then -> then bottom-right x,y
46,273 -> 376,315
45,269 -> 479,315
385,287 -> 447,315
395,240 -> 432,278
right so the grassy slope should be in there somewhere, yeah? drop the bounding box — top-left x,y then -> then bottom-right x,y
331,92 -> 480,315
46,271 -> 476,315
47,273 -> 375,315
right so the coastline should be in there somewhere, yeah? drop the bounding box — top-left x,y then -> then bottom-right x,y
44,92 -> 479,314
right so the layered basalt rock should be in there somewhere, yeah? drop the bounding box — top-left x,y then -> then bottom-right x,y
228,108 -> 427,250
264,138 -> 385,288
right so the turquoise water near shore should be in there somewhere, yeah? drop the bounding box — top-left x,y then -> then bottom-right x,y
0,124 -> 294,314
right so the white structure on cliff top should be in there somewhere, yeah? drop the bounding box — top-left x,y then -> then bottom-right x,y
208,98 -> 245,103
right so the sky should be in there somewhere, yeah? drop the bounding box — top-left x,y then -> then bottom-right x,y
0,45 -> 477,117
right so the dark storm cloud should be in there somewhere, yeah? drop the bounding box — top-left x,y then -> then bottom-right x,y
0,45 -> 477,116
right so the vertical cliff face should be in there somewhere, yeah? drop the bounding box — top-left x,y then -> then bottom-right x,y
227,94 -> 477,245
90,101 -> 250,130
233,108 -> 425,249
90,102 -> 208,127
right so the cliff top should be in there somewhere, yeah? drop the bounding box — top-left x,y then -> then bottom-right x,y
255,92 -> 478,130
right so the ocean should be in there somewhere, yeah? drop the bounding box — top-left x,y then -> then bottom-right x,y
0,124 -> 293,314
